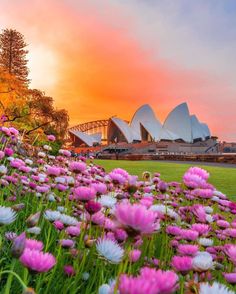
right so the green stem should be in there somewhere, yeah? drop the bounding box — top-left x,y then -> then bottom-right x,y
4,259 -> 17,294
1,267 -> 27,293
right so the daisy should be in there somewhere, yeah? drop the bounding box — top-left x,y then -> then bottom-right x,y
96,238 -> 124,264
0,206 -> 17,225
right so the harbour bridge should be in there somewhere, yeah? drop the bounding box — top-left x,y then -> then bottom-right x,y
68,119 -> 110,142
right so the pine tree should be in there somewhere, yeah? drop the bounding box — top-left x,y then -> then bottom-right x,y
0,28 -> 29,84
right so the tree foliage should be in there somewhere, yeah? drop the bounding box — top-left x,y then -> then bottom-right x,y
0,28 -> 70,143
0,29 -> 29,84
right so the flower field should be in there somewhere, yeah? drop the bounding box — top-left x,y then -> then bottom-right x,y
0,127 -> 236,294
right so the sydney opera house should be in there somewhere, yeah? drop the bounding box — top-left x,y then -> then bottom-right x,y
68,103 -> 212,149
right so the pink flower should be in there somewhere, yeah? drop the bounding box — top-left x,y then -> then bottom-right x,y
69,161 -> 86,173
73,186 -> 96,201
216,220 -> 230,228
177,244 -> 199,256
183,173 -> 206,189
59,239 -> 75,248
171,256 -> 193,274
193,189 -> 213,199
53,220 -> 64,230
166,225 -> 182,236
129,249 -> 141,262
66,226 -> 81,237
5,147 -> 14,156
64,265 -> 75,276
114,228 -> 128,242
20,248 -> 56,272
46,166 -> 61,177
119,267 -> 178,294
25,239 -> 44,251
115,203 -> 157,234
224,244 -> 236,264
191,224 -> 210,236
91,182 -> 107,195
191,205 -> 207,223
186,167 -> 209,180
224,273 -> 236,284
85,200 -> 102,214
180,229 -> 199,241
47,135 -> 56,142
109,172 -> 126,185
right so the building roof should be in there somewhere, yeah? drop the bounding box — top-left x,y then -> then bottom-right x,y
162,103 -> 193,142
130,104 -> 162,141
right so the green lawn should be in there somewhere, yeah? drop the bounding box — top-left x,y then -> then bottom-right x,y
94,160 -> 236,200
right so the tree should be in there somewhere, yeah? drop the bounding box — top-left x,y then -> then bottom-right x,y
0,29 -> 29,84
26,89 -> 69,140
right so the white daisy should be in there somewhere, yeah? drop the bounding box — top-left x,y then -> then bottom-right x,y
192,251 -> 213,272
25,159 -> 33,165
27,226 -> 41,235
0,206 -> 17,225
44,210 -> 61,222
60,214 -> 79,226
96,238 -> 124,264
205,206 -> 213,214
198,238 -> 214,247
99,195 -> 117,209
38,152 -> 46,158
199,282 -> 234,294
0,165 -> 7,175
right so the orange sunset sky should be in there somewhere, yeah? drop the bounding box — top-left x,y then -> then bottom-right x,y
0,0 -> 236,141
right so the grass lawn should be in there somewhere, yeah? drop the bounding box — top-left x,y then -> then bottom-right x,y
94,160 -> 236,200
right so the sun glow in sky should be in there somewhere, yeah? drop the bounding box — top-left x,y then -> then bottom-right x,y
0,0 -> 236,140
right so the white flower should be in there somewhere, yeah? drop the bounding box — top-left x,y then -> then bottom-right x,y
96,238 -> 124,264
44,210 -> 61,221
55,177 -> 66,184
7,156 -> 14,161
0,206 -> 17,225
192,252 -> 213,271
25,159 -> 33,165
206,214 -> 214,223
150,204 -> 180,220
0,165 -> 7,174
48,194 -> 56,202
57,206 -> 65,212
36,193 -> 42,198
98,280 -> 116,294
198,238 -> 214,247
82,272 -> 90,281
66,176 -> 75,185
98,284 -> 111,294
99,195 -> 117,208
60,214 -> 79,226
27,226 -> 41,235
48,155 -> 55,160
211,196 -> 220,202
199,282 -> 234,294
43,145 -> 52,151
205,206 -> 213,214
38,152 -> 46,158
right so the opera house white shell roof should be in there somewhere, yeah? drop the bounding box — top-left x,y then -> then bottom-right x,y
108,102 -> 211,144
70,102 -> 211,146
130,104 -> 162,141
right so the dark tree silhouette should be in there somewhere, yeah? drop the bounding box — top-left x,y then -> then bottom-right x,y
0,28 -> 29,84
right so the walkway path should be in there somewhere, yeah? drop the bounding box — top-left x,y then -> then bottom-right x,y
160,160 -> 236,168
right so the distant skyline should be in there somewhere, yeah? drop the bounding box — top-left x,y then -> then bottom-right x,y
0,0 -> 236,141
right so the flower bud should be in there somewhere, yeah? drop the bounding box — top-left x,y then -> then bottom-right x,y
11,232 -> 26,258
26,212 -> 41,227
12,203 -> 25,211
